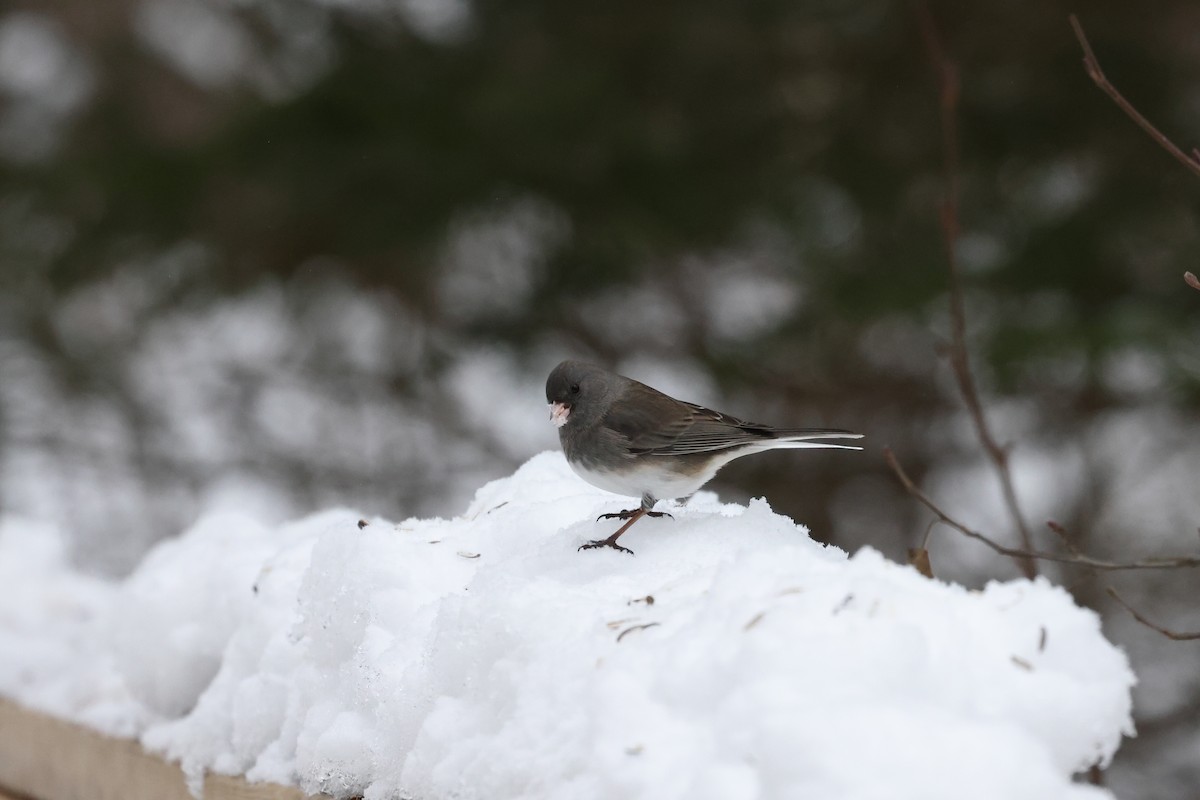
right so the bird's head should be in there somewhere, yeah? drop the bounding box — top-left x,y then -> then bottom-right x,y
545,360 -> 613,430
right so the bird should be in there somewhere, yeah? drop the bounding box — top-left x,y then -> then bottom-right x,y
546,360 -> 863,554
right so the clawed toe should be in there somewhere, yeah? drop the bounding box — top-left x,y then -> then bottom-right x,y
581,505 -> 671,556
578,539 -> 635,555
597,509 -> 639,521
596,509 -> 673,521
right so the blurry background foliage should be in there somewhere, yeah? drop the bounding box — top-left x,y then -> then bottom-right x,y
1,0 -> 1199,794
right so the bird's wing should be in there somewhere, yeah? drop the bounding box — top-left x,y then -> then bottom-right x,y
604,384 -> 857,456
677,403 -> 862,444
599,381 -> 699,454
647,403 -> 776,454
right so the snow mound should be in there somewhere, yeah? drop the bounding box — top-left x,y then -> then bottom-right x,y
0,451 -> 1135,799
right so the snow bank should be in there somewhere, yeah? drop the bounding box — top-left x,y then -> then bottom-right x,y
0,452 -> 1135,799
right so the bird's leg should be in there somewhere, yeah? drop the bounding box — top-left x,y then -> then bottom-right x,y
595,509 -> 672,520
596,496 -> 673,522
579,508 -> 649,555
641,493 -> 673,520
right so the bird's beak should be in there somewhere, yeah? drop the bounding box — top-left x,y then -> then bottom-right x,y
549,402 -> 570,428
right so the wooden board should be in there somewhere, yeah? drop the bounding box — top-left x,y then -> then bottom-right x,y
0,698 -> 328,800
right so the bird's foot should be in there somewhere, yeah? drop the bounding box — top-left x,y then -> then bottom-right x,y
578,537 -> 635,555
580,506 -> 664,556
596,509 -> 673,521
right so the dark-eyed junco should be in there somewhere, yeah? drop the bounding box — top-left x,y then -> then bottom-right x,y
546,360 -> 863,554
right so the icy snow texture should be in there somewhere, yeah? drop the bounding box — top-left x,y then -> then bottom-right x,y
0,452 -> 1134,800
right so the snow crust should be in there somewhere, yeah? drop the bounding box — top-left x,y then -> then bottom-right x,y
0,452 -> 1135,799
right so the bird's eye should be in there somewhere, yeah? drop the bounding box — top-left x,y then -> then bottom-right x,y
570,383 -> 580,395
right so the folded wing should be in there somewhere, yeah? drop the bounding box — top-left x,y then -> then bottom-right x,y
603,382 -> 862,456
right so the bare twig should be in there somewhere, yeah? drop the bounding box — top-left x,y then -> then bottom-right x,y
1070,15 -> 1200,180
1046,520 -> 1083,557
916,3 -> 1038,578
884,448 -> 1200,572
1065,14 -> 1200,642
1107,588 -> 1200,640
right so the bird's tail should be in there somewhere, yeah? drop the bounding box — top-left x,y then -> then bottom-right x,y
766,429 -> 864,451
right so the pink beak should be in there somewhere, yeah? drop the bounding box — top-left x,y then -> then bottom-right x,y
549,402 -> 570,428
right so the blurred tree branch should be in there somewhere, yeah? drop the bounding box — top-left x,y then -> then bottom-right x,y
1067,13 -> 1200,641
1070,14 -> 1200,181
915,1 -> 1038,579
885,449 -> 1200,572
1071,16 -> 1200,296
1106,588 -> 1200,641
901,8 -> 1200,651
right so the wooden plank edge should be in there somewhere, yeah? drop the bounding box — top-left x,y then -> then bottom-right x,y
0,697 -> 329,800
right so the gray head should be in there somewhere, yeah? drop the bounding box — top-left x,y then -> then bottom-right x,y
546,360 -> 624,431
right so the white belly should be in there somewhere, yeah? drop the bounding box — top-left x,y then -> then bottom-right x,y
568,456 -> 726,504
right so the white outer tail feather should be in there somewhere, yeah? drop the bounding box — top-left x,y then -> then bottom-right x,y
765,432 -> 865,451
765,440 -> 864,451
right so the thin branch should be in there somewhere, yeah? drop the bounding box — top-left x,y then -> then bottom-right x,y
1070,14 -> 1200,180
1070,20 -> 1200,296
916,3 -> 1038,578
1107,588 -> 1200,641
884,448 -> 1200,572
1046,519 -> 1083,557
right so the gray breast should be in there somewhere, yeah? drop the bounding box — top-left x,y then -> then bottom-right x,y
559,423 -> 633,471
